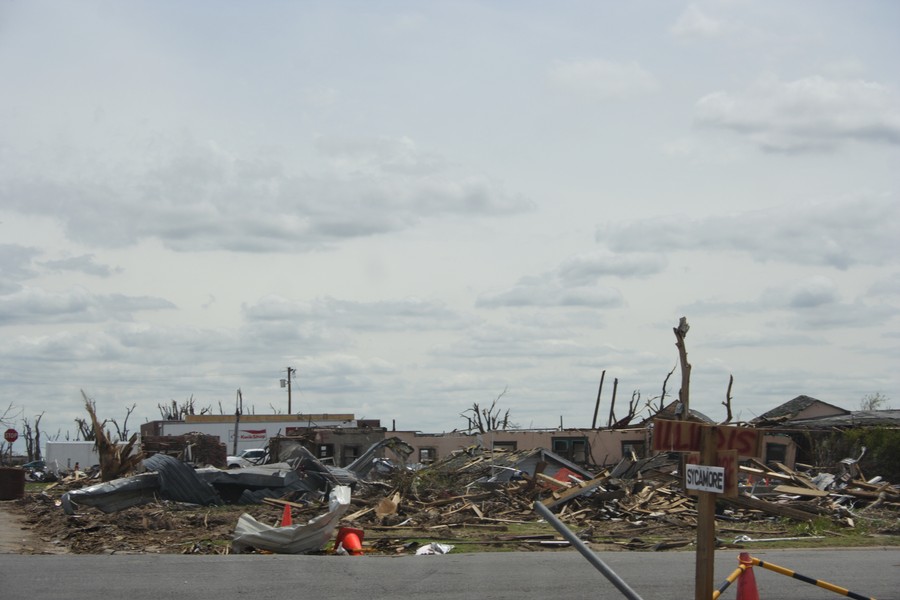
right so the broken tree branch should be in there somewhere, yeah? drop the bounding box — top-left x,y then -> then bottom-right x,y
673,317 -> 691,419
721,374 -> 734,424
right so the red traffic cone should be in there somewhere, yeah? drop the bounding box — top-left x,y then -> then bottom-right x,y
737,553 -> 760,600
280,504 -> 293,527
335,526 -> 364,555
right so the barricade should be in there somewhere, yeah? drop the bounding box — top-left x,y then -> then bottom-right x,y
713,552 -> 876,600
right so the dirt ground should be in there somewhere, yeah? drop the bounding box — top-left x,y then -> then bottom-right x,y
0,491 -> 281,555
0,500 -> 54,554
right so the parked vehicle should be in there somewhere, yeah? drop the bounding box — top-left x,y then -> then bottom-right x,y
225,448 -> 267,469
22,460 -> 58,482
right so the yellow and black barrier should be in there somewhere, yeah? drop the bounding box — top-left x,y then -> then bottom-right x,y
714,553 -> 877,600
749,556 -> 876,600
711,561 -> 749,600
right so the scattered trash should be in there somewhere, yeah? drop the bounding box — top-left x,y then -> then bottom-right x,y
416,542 -> 454,555
733,535 -> 825,544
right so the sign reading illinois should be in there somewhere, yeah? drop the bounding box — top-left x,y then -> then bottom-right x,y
651,419 -> 761,458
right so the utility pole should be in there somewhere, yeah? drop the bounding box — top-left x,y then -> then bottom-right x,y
284,367 -> 296,414
232,389 -> 242,456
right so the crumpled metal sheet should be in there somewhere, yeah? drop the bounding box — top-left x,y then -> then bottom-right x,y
61,472 -> 161,515
142,454 -> 221,506
231,485 -> 351,554
62,454 -> 223,514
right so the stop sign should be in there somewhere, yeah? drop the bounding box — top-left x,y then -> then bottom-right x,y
3,428 -> 17,443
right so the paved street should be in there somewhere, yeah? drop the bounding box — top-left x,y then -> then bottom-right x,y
1,548 -> 896,600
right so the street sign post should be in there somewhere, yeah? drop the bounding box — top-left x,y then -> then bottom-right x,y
686,449 -> 738,497
685,463 -> 726,493
652,419 -> 760,600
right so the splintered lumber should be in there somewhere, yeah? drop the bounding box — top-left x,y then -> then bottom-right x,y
723,494 -> 818,522
541,474 -> 609,509
739,466 -> 794,483
421,491 -> 494,508
344,506 -> 375,521
262,498 -> 312,510
842,486 -> 900,501
773,485 -> 829,497
772,462 -> 819,490
536,472 -> 572,489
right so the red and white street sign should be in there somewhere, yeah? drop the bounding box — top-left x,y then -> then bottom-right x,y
3,428 -> 18,443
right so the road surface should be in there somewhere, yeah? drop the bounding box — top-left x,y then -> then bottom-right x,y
0,548 -> 896,600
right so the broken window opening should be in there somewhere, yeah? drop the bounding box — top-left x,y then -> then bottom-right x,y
419,447 -> 437,464
552,437 -> 587,463
765,442 -> 787,465
318,443 -> 335,464
621,441 -> 645,460
340,445 -> 361,467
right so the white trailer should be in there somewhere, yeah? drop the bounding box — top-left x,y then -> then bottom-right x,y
44,441 -> 100,473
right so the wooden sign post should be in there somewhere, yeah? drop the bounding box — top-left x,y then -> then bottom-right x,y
652,419 -> 761,600
695,425 -> 718,600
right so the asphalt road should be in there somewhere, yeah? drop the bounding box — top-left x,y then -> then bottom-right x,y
1,548 -> 896,600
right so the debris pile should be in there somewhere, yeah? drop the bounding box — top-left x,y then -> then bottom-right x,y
142,433 -> 227,469
7,444 -> 898,555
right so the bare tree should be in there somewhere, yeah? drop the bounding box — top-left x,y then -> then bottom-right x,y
82,391 -> 142,481
21,413 -> 44,461
657,364 -> 676,412
109,403 -> 137,442
461,387 -> 513,433
859,392 -> 890,411
74,410 -> 106,441
158,395 -> 212,421
611,390 -> 643,429
721,374 -> 735,424
0,402 -> 21,427
673,317 -> 691,419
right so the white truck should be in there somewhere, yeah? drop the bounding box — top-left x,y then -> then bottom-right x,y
225,448 -> 267,469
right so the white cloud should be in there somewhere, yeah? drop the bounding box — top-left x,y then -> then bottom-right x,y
596,195 -> 900,269
0,137 -> 534,253
684,275 -> 898,330
704,329 -> 821,349
695,75 -> 900,152
477,275 -> 624,309
40,254 -> 121,277
242,295 -> 467,332
0,286 -> 175,325
868,272 -> 900,297
557,252 -> 667,285
670,4 -> 725,39
549,58 -> 658,99
0,244 -> 40,281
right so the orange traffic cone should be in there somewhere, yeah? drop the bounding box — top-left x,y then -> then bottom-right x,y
736,553 -> 760,600
280,504 -> 293,527
335,526 -> 364,555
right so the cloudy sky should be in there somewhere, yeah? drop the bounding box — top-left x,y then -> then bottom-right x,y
2,1 -> 898,450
